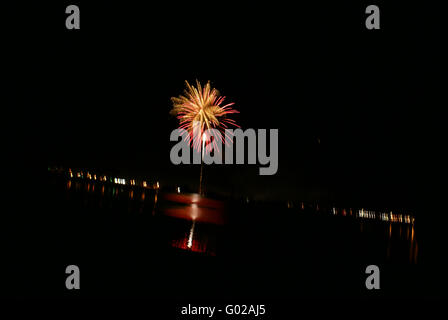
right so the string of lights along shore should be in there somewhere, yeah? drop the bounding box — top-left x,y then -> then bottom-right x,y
48,166 -> 415,226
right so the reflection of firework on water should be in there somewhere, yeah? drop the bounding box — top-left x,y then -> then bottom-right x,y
171,229 -> 215,256
170,80 -> 239,152
187,220 -> 196,248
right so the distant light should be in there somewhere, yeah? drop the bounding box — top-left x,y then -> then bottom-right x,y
143,181 -> 147,188
156,181 -> 159,188
177,187 -> 180,193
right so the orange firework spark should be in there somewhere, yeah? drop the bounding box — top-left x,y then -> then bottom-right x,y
170,80 -> 239,151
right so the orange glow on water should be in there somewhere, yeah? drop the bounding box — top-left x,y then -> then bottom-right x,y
171,221 -> 214,256
171,236 -> 210,254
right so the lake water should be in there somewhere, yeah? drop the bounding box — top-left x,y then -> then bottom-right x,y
7,173 -> 424,298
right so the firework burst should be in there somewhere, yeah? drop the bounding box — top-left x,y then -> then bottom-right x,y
170,80 -> 239,152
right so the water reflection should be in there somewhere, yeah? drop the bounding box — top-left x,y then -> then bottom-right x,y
295,203 -> 419,264
64,173 -> 158,217
382,221 -> 417,263
62,174 -> 219,255
159,193 -> 226,225
170,220 -> 216,255
187,220 -> 196,248
55,167 -> 419,261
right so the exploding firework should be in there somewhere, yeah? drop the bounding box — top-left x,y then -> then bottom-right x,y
170,80 -> 239,152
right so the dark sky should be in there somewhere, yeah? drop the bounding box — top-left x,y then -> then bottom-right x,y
13,2 -> 440,211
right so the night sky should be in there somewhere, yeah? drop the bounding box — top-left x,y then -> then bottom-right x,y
3,1 -> 447,305
11,2 -> 441,212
